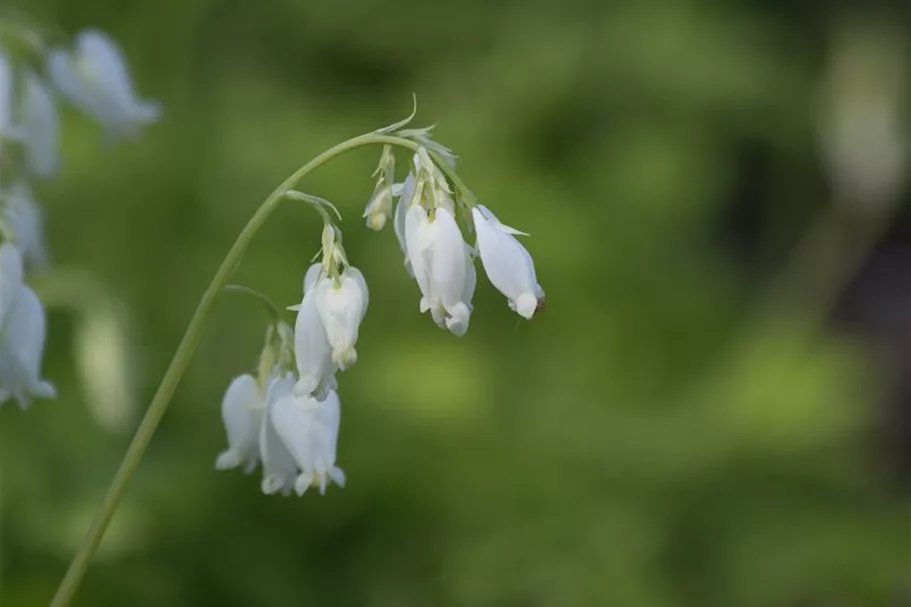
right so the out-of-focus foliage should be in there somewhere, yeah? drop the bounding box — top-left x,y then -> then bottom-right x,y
0,0 -> 908,606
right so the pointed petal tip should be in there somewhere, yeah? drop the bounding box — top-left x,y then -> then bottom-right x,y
215,450 -> 242,470
514,293 -> 539,320
330,467 -> 347,488
294,473 -> 313,496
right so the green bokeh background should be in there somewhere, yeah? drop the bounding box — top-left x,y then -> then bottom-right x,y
1,0 -> 909,605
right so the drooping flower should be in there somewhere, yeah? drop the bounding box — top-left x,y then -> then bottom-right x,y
472,205 -> 545,319
0,244 -> 55,409
312,266 -> 369,370
215,373 -> 263,473
269,384 -> 345,496
363,184 -> 394,231
363,144 -> 396,230
393,173 -> 416,276
259,372 -> 299,495
405,203 -> 474,336
48,29 -> 160,140
2,183 -> 48,268
0,242 -> 23,326
20,71 -> 59,178
291,263 -> 337,400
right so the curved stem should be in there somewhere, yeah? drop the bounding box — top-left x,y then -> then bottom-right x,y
49,132 -> 426,607
223,284 -> 283,324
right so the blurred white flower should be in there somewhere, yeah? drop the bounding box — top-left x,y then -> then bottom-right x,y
269,384 -> 345,496
313,266 -> 369,370
0,50 -> 13,139
75,301 -> 137,433
215,374 -> 263,473
819,21 -> 907,209
20,72 -> 59,178
291,263 -> 337,400
0,243 -> 55,409
0,242 -> 23,328
405,203 -> 474,336
48,29 -> 160,140
472,205 -> 544,320
2,182 -> 48,268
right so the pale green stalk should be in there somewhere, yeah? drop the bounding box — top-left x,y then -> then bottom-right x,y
50,132 -> 440,607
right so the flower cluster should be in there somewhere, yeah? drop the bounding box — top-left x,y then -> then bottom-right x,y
0,26 -> 159,410
217,124 -> 545,497
216,228 -> 364,496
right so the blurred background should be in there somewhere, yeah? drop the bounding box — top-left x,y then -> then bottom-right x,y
0,0 -> 909,605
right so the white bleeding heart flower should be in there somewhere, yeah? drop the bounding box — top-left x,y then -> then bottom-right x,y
393,173 -> 416,276
312,266 -> 368,371
258,372 -> 300,495
2,183 -> 48,268
405,204 -> 473,336
472,205 -> 545,319
215,374 -> 263,473
0,244 -> 55,409
363,183 -> 393,231
48,29 -> 160,141
20,72 -> 59,178
269,385 -> 345,497
291,263 -> 337,400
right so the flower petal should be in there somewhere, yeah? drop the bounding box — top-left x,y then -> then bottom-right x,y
21,72 -> 59,178
259,373 -> 298,495
215,374 -> 261,470
0,286 -> 55,409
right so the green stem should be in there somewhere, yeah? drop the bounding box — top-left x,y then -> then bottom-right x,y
223,284 -> 283,324
49,132 -> 425,607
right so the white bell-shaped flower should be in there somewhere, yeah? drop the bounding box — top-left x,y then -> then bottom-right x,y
363,184 -> 393,231
269,387 -> 345,496
405,204 -> 473,336
0,245 -> 55,409
313,266 -> 368,371
2,183 -> 48,268
291,264 -> 337,400
215,374 -> 263,473
20,72 -> 59,178
393,173 -> 416,276
472,205 -> 545,319
48,29 -> 160,140
259,373 -> 299,495
0,243 -> 24,328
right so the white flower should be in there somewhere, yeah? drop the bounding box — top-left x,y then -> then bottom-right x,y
363,183 -> 393,231
215,374 -> 263,473
269,384 -> 345,497
20,72 -> 59,178
291,263 -> 337,400
0,50 -> 13,139
0,244 -> 55,409
0,242 -> 23,327
259,373 -> 299,495
48,29 -> 160,140
364,145 -> 395,230
2,183 -> 48,268
472,205 -> 544,319
393,173 -> 415,276
313,266 -> 368,370
405,204 -> 473,336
